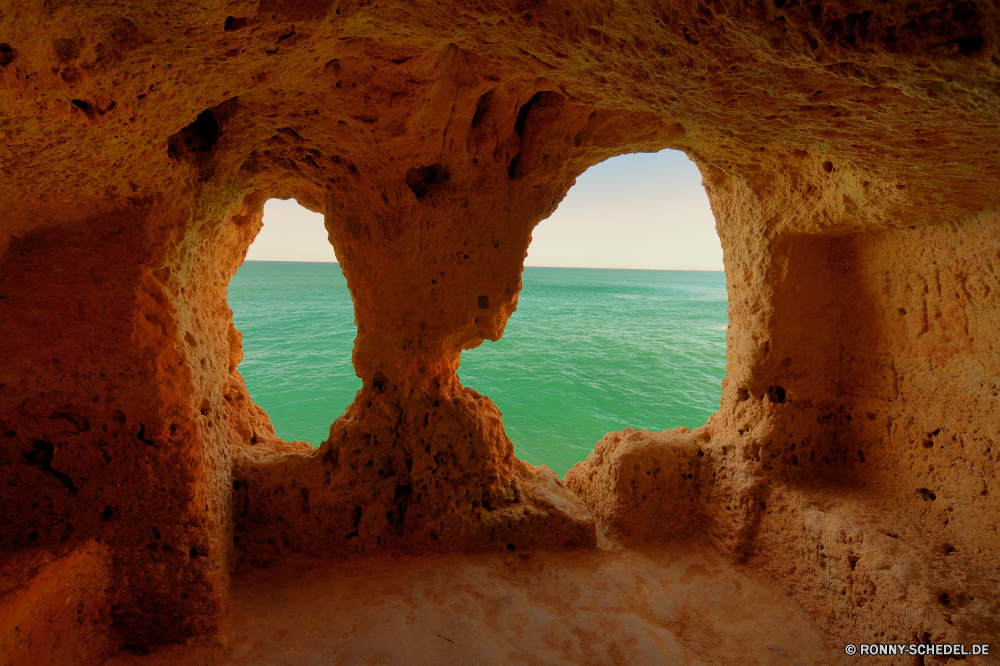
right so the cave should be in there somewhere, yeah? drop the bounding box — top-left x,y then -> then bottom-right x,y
1,2 -> 998,664
229,198 -> 360,448
459,148 -> 728,476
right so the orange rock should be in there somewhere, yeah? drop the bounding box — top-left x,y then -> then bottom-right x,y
566,427 -> 709,540
0,0 -> 998,659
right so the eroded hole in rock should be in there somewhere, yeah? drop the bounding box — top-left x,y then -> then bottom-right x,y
514,91 -> 544,138
228,198 -> 360,447
460,149 -> 728,476
166,100 -> 237,161
0,43 -> 14,67
471,89 -> 494,128
71,99 -> 95,117
224,16 -> 249,31
405,163 -> 449,199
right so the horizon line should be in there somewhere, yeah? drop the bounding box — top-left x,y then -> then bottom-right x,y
242,259 -> 725,272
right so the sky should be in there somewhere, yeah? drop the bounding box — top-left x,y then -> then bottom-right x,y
244,149 -> 724,271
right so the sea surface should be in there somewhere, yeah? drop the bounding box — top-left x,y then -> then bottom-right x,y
228,262 -> 729,477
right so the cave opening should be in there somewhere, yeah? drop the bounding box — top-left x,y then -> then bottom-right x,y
228,198 -> 360,447
225,151 -> 727,475
459,149 -> 728,477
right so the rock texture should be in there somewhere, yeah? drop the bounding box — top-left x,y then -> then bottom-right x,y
0,0 -> 998,663
104,544 -> 845,666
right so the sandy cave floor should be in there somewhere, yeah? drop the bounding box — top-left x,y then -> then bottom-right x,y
107,539 -> 845,666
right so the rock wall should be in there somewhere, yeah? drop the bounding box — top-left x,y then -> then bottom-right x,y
0,0 -> 998,660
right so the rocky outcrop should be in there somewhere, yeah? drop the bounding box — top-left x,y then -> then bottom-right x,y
232,382 -> 595,567
565,427 -> 712,540
1,0 -> 998,662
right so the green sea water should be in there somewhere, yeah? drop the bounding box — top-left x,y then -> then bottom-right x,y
228,262 -> 729,477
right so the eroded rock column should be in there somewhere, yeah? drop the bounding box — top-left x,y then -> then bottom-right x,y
231,87 -> 663,561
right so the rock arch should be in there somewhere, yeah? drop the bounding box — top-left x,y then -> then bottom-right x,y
0,0 -> 997,659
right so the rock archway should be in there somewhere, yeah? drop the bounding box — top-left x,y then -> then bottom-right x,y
1,0 -> 997,660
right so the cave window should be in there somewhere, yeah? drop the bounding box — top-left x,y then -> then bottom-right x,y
459,149 -> 728,476
228,198 -> 360,446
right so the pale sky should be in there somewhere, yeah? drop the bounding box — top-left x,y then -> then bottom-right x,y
244,149 -> 723,270
244,198 -> 336,263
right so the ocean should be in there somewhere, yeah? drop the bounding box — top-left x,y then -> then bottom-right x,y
228,262 -> 728,477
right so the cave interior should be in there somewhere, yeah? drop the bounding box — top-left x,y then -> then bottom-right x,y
0,0 -> 998,663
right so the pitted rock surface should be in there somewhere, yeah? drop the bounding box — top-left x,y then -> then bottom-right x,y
1,0 -> 998,662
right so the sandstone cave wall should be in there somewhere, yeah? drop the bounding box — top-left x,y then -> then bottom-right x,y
565,185 -> 1000,650
714,208 -> 1000,646
0,197 -> 236,644
1,0 -> 999,658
